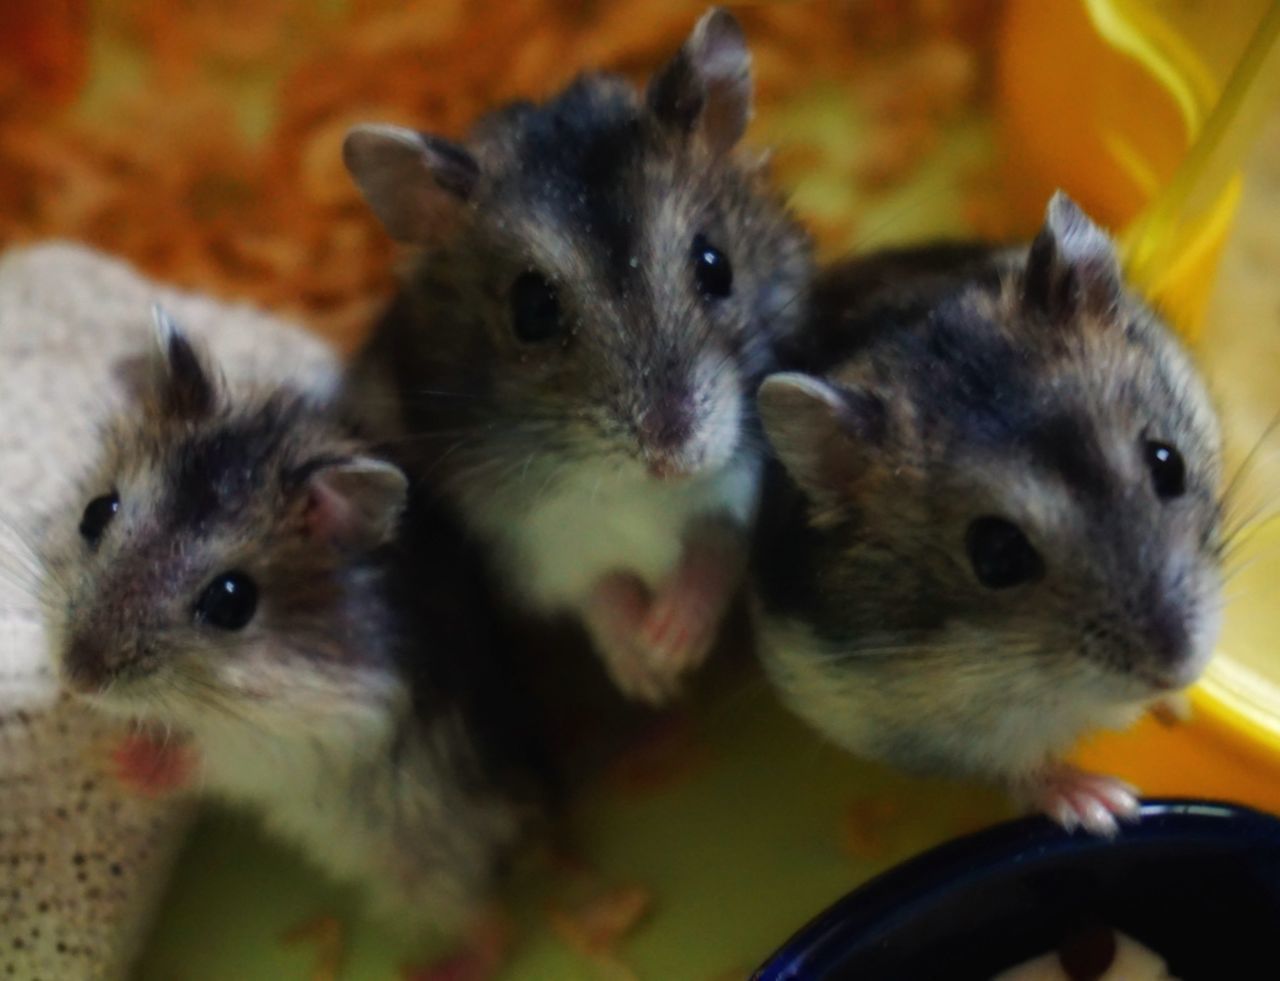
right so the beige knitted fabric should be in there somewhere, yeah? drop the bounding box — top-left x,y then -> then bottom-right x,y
0,244 -> 340,980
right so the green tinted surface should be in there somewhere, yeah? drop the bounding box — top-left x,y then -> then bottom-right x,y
136,690 -> 1007,981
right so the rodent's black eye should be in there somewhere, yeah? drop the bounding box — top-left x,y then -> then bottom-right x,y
965,516 -> 1044,590
1144,440 -> 1186,499
79,491 -> 120,547
509,271 -> 563,343
691,233 -> 733,300
194,572 -> 258,631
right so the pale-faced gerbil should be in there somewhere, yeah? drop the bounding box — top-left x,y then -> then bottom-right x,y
40,308 -> 546,932
754,194 -> 1223,834
340,7 -> 812,705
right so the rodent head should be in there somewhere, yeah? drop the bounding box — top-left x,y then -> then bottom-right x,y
41,309 -> 409,726
759,193 -> 1223,710
343,8 -> 811,485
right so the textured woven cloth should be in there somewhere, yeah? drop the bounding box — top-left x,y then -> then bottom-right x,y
0,243 -> 339,980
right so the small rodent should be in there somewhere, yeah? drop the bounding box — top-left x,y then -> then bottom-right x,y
340,7 -> 812,705
40,308 -> 545,932
753,193 -> 1223,834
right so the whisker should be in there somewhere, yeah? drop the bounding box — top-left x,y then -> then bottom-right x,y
1220,406 -> 1280,507
1222,537 -> 1280,582
1220,504 -> 1280,555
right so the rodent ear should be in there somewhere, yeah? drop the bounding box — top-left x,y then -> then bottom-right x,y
302,457 -> 408,551
646,7 -> 752,156
1023,191 -> 1123,320
343,124 -> 479,243
758,372 -> 885,506
144,304 -> 218,420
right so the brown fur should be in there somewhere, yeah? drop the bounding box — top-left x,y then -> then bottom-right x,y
40,315 -> 543,932
341,9 -> 813,700
755,194 -> 1223,789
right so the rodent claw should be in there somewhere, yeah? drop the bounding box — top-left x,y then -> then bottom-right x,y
1026,764 -> 1141,837
1051,800 -> 1080,833
1078,797 -> 1119,838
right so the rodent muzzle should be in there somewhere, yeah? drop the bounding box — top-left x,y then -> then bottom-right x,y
60,633 -> 129,694
60,568 -> 169,694
638,393 -> 696,479
1127,577 -> 1216,691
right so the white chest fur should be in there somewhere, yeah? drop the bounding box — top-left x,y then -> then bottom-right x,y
186,694 -> 520,928
477,450 -> 760,614
185,674 -> 403,879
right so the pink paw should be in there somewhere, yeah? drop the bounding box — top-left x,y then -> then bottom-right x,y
585,572 -> 674,705
585,573 -> 726,705
110,731 -> 197,797
638,579 -> 718,678
1024,764 -> 1140,836
584,526 -> 742,705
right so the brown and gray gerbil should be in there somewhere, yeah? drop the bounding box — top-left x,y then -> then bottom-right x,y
39,309 -> 546,932
754,193 -> 1223,834
340,7 -> 812,705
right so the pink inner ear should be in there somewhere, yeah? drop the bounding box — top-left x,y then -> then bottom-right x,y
304,479 -> 355,545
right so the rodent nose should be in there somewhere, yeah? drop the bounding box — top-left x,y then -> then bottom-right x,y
639,398 -> 693,454
1148,607 -> 1190,666
1139,590 -> 1196,686
63,634 -> 112,694
638,396 -> 696,480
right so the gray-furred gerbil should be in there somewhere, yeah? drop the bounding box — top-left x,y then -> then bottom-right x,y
754,193 -> 1223,834
39,308 -> 547,931
340,7 -> 812,705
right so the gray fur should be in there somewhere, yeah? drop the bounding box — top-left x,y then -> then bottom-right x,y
40,320 -> 538,933
341,8 -> 812,698
755,194 -> 1223,796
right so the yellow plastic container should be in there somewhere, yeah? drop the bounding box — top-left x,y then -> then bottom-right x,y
999,0 -> 1280,810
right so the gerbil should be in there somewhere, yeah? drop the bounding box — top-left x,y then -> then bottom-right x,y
340,7 -> 812,704
40,309 -> 545,932
754,193 -> 1223,834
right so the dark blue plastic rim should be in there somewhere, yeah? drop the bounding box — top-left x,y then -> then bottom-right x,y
752,799 -> 1280,981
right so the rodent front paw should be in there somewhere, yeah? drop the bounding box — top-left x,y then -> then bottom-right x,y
109,730 -> 198,797
638,583 -> 717,676
1021,764 -> 1140,837
585,573 -> 682,706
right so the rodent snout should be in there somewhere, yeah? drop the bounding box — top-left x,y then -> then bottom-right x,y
62,633 -> 120,694
1130,569 -> 1218,690
631,365 -> 742,481
61,607 -> 161,695
1139,604 -> 1195,688
638,394 -> 696,479
638,397 -> 693,452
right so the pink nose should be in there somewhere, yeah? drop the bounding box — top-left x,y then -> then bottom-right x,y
639,401 -> 693,456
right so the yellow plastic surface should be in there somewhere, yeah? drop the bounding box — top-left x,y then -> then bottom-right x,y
998,0 -> 1280,338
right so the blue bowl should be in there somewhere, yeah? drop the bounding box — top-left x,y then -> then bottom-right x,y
753,799 -> 1280,980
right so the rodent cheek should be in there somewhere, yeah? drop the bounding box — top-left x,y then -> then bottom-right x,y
1182,556 -> 1224,675
1189,600 -> 1223,675
697,375 -> 743,472
176,640 -> 263,701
